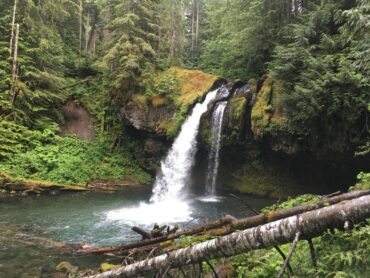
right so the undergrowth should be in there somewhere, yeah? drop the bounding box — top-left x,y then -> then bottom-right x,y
205,195 -> 370,277
0,134 -> 151,185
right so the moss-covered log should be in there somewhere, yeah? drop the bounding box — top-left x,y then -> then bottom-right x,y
0,172 -> 89,194
88,195 -> 370,278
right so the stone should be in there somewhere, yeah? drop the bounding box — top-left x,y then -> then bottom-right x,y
56,261 -> 78,273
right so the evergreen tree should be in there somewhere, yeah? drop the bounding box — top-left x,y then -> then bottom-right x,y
101,0 -> 160,97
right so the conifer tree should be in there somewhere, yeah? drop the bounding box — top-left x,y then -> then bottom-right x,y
102,0 -> 160,95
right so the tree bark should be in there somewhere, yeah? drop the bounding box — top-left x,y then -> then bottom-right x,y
11,23 -> 19,105
9,0 -> 17,56
195,0 -> 199,48
79,0 -> 83,55
191,0 -> 195,51
11,23 -> 19,83
131,226 -> 152,240
81,190 -> 370,254
87,195 -> 370,278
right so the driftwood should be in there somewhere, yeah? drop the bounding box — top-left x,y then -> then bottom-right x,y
81,190 -> 370,254
88,195 -> 370,278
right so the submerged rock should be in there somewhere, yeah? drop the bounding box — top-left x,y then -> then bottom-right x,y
56,261 -> 78,273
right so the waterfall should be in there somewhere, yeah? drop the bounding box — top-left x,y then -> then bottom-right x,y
205,101 -> 227,196
106,89 -> 219,225
150,89 -> 218,202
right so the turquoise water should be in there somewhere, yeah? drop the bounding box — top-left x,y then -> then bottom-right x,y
0,189 -> 272,277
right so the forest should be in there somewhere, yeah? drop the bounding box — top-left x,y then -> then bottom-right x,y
0,0 -> 369,277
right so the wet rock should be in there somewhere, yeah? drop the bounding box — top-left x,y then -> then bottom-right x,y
56,261 -> 78,273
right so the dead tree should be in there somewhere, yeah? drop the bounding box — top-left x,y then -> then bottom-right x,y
9,0 -> 17,55
87,195 -> 370,278
81,190 -> 370,254
11,23 -> 19,105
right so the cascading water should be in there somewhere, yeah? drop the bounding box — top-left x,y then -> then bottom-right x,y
204,101 -> 227,196
106,89 -> 219,225
151,89 -> 219,202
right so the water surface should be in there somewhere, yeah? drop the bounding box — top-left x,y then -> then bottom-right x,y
0,189 -> 272,277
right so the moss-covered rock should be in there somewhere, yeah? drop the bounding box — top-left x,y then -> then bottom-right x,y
121,67 -> 219,138
251,78 -> 286,138
222,96 -> 248,145
226,159 -> 301,198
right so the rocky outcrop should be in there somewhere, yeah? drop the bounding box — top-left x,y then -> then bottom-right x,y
60,101 -> 95,140
120,68 -> 219,138
119,68 -> 220,172
196,77 -> 366,198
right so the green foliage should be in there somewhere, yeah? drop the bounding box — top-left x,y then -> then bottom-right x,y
262,0 -> 369,155
225,198 -> 370,278
350,172 -> 370,190
101,0 -> 160,95
145,70 -> 180,102
261,194 -> 320,212
166,104 -> 189,138
0,135 -> 151,184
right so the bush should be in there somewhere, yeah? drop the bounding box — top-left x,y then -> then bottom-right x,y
0,135 -> 151,184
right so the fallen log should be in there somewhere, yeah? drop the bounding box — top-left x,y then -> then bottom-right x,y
81,190 -> 370,254
88,195 -> 370,278
0,172 -> 89,195
131,226 -> 152,240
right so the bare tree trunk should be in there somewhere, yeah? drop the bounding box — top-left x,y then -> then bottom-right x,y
86,25 -> 97,54
11,23 -> 19,83
11,23 -> 19,105
87,195 -> 370,278
191,0 -> 196,51
79,0 -> 83,56
9,0 -> 17,56
81,190 -> 370,255
103,9 -> 111,44
195,0 -> 199,48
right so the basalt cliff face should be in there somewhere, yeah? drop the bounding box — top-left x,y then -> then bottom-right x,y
118,69 -> 368,197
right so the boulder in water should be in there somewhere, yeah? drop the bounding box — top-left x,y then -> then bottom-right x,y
56,261 -> 78,273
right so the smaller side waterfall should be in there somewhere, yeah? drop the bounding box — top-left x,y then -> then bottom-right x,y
205,100 -> 227,196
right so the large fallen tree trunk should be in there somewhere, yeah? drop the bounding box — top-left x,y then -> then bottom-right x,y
82,190 -> 370,254
0,172 -> 89,195
88,195 -> 370,278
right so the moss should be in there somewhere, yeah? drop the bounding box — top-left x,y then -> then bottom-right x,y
132,94 -> 149,110
230,97 -> 247,122
219,96 -> 247,146
227,159 -> 301,198
248,78 -> 258,94
171,67 -> 218,106
100,263 -> 120,272
251,78 -> 286,137
135,67 -> 218,138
